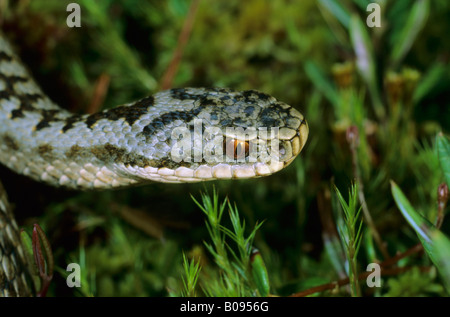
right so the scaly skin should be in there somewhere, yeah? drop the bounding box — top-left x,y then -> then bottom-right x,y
0,31 -> 308,296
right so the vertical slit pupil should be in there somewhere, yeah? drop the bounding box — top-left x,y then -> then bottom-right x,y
235,140 -> 248,159
224,139 -> 249,159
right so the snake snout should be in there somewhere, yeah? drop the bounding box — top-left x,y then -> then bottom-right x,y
297,118 -> 309,153
280,114 -> 308,167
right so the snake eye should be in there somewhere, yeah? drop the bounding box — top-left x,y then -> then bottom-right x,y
224,139 -> 249,160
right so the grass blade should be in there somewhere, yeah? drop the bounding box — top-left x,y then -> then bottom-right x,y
390,0 -> 429,68
250,250 -> 270,297
318,0 -> 351,29
391,181 -> 450,293
304,61 -> 339,104
413,62 -> 446,105
349,15 -> 384,119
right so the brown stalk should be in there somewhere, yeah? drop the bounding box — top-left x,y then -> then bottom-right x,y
87,73 -> 110,114
160,0 -> 201,90
290,243 -> 425,297
289,265 -> 430,297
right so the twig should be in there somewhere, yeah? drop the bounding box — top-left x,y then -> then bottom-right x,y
160,0 -> 201,90
289,265 -> 430,297
87,73 -> 110,114
289,242 -> 424,297
380,243 -> 422,268
110,203 -> 164,240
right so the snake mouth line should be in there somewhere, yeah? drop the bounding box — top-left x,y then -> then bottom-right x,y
168,118 -> 308,165
126,118 -> 310,184
61,118 -> 309,188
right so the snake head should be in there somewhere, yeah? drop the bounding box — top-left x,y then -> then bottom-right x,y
130,88 -> 308,183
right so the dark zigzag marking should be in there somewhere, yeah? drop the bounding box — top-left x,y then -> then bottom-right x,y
66,143 -> 191,169
82,96 -> 155,130
0,73 -> 45,119
141,90 -> 288,139
0,51 -> 13,62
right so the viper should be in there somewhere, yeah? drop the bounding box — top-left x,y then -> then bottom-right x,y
0,31 -> 308,296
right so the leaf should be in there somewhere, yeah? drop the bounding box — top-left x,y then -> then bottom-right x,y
250,250 -> 270,297
304,61 -> 339,104
391,181 -> 430,242
349,15 -> 384,119
352,0 -> 373,11
318,0 -> 351,29
350,15 -> 375,86
430,230 -> 450,292
20,229 -> 40,287
390,0 -> 429,68
20,229 -> 35,264
391,181 -> 450,293
413,63 -> 446,105
437,133 -> 450,188
181,253 -> 201,297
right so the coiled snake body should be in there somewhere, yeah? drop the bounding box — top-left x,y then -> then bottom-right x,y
0,32 -> 308,296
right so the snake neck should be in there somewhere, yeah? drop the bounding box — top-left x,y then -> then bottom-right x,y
0,34 -> 183,189
0,33 -> 135,189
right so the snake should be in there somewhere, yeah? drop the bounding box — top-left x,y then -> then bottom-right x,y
0,31 -> 308,296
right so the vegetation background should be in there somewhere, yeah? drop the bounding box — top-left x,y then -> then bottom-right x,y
0,0 -> 449,296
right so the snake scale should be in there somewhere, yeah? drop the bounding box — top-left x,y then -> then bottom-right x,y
0,31 -> 308,296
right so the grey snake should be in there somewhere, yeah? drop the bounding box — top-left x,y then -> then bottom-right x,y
0,31 -> 308,296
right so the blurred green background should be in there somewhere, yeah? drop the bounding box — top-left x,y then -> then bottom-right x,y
0,0 -> 449,296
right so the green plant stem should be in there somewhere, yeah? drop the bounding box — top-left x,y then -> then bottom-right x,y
348,247 -> 361,296
335,183 -> 362,296
347,126 -> 390,260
